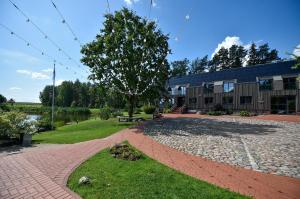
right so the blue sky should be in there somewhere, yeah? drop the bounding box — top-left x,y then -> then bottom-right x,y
0,0 -> 299,102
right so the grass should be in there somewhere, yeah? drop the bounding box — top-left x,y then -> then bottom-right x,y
67,145 -> 249,199
33,113 -> 152,144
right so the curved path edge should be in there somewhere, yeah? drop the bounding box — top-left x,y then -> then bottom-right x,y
1,127 -> 300,199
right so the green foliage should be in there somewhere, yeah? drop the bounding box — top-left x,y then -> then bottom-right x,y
239,110 -> 250,117
81,8 -> 170,118
171,58 -> 190,77
190,55 -> 208,74
109,143 -> 142,161
213,103 -> 224,112
0,112 -> 36,138
207,111 -> 222,116
247,43 -> 280,66
0,94 -> 7,104
99,107 -> 111,120
68,146 -> 249,199
111,110 -> 124,117
143,105 -> 156,114
0,104 -> 10,112
36,117 -> 54,132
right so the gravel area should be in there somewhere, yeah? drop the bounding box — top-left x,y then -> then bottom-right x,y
144,117 -> 300,178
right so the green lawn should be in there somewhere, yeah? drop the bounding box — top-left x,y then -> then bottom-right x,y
33,113 -> 152,144
67,146 -> 249,199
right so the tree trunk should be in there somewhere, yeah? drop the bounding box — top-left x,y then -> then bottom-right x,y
128,95 -> 135,118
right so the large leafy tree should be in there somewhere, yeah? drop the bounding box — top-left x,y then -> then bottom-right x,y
190,55 -> 208,74
81,8 -> 170,117
170,58 -> 190,77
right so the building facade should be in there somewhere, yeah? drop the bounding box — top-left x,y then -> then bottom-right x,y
167,60 -> 300,114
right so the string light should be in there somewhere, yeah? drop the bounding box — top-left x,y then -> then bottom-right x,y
8,0 -> 89,74
50,0 -> 83,47
0,23 -> 83,78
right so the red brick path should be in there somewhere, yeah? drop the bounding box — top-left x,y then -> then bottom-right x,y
1,127 -> 300,199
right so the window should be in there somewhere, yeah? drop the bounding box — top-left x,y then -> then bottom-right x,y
223,82 -> 234,93
178,86 -> 186,95
240,96 -> 252,104
223,96 -> 233,104
259,79 -> 272,90
204,97 -> 213,104
203,83 -> 214,94
283,77 -> 296,90
189,97 -> 197,104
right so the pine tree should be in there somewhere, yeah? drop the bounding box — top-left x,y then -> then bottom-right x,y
170,58 -> 190,77
247,43 -> 259,66
190,55 -> 208,74
228,45 -> 247,68
257,43 -> 270,64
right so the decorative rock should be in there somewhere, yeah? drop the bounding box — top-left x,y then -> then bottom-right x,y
78,176 -> 91,185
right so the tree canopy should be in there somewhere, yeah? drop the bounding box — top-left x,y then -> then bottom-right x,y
0,94 -> 7,104
81,8 -> 170,117
170,58 -> 190,77
190,55 -> 208,74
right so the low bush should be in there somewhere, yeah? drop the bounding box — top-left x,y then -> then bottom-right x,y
207,111 -> 222,116
0,104 -> 10,112
111,110 -> 124,118
163,108 -> 171,113
134,107 -> 142,114
213,103 -> 224,112
36,117 -> 54,132
240,110 -> 250,117
99,107 -> 111,120
109,143 -> 142,161
143,105 -> 156,114
225,109 -> 233,115
0,112 -> 36,139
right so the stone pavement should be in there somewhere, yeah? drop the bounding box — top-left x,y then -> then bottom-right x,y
1,126 -> 300,199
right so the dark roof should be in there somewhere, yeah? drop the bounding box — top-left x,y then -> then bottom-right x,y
168,60 -> 300,87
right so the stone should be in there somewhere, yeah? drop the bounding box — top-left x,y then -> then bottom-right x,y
78,176 -> 91,185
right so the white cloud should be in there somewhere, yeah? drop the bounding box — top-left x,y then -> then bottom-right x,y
174,37 -> 179,42
31,72 -> 50,80
293,44 -> 300,56
42,68 -> 53,73
9,87 -> 22,90
185,14 -> 190,20
16,69 -> 50,80
212,36 -> 243,58
124,0 -> 139,6
55,79 -> 64,86
152,0 -> 157,7
17,69 -> 31,75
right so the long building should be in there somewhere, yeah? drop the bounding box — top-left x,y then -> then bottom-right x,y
167,60 -> 300,114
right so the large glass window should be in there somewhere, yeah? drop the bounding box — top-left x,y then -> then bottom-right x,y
240,96 -> 252,104
204,97 -> 213,104
223,82 -> 234,93
283,77 -> 296,90
259,79 -> 272,90
203,83 -> 214,94
222,96 -> 233,104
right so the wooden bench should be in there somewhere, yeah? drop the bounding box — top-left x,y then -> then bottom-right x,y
117,116 -> 144,122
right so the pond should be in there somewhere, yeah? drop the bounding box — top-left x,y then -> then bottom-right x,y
28,112 -> 92,126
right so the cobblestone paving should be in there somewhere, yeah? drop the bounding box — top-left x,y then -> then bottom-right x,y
144,117 -> 300,178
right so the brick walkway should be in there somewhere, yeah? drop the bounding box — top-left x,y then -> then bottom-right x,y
163,113 -> 300,123
1,127 -> 300,199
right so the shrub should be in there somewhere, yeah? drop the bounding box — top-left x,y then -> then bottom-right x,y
143,105 -> 156,114
213,103 -> 224,111
0,112 -> 36,139
240,110 -> 250,117
225,109 -> 233,115
36,117 -> 54,132
111,110 -> 124,118
207,111 -> 222,116
134,107 -> 142,114
109,143 -> 142,161
0,104 -> 10,112
163,108 -> 171,113
99,107 -> 111,120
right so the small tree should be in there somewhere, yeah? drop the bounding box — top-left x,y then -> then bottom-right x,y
81,8 -> 170,117
190,55 -> 208,74
8,98 -> 15,106
0,94 -> 7,104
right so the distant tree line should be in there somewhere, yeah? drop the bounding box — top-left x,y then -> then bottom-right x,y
170,43 -> 280,77
39,80 -> 126,109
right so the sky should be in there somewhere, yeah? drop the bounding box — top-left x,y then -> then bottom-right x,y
0,0 -> 299,102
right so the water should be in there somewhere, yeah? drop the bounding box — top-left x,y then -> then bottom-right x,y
28,112 -> 91,125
